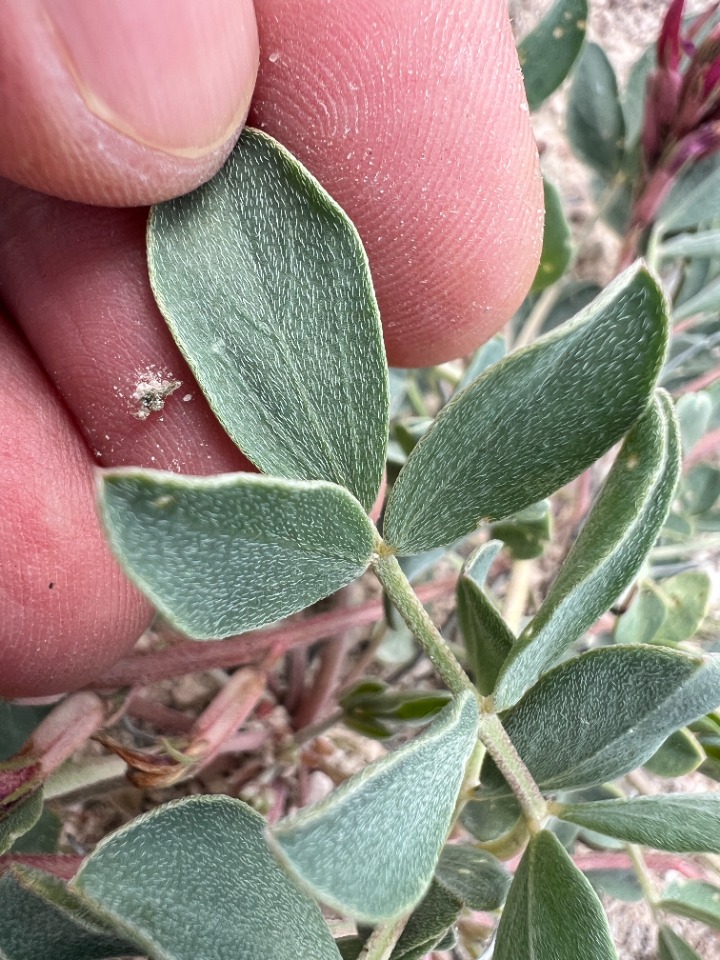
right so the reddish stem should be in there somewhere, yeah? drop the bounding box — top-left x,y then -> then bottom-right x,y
674,366 -> 720,397
0,854 -> 83,881
90,576 -> 458,688
687,425 -> 720,466
125,696 -> 194,734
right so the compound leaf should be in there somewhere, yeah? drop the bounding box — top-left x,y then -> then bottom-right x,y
494,390 -> 680,709
384,263 -> 667,555
148,128 -> 388,511
269,692 -> 479,922
518,0 -> 588,111
494,830 -> 616,960
72,796 -> 341,960
555,793 -> 720,853
99,469 -> 375,639
481,646 -> 720,794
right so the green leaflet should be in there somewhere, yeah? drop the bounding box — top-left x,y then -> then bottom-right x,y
615,581 -> 668,645
554,793 -> 720,853
494,830 -> 616,960
652,571 -> 711,645
148,128 -> 388,511
0,703 -> 49,761
644,728 -> 705,777
269,692 -> 479,922
389,882 -> 462,960
567,42 -> 625,180
658,925 -> 703,960
517,0 -> 588,111
456,542 -> 515,696
660,880 -> 720,930
530,180 -> 573,293
433,844 -> 510,911
676,392 -> 713,455
489,500 -> 552,560
661,230 -> 720,260
383,263 -> 667,555
0,868 -> 138,960
480,646 -> 720,794
460,793 -> 523,845
623,46 -> 656,147
673,274 -> 720,321
494,390 -> 680,709
586,869 -> 643,903
72,796 -> 341,960
658,155 -> 720,233
99,469 -> 375,639
0,791 -> 42,854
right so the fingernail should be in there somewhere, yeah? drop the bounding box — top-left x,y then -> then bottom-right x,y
43,0 -> 258,157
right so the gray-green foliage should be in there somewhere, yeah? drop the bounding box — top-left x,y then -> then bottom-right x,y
383,264 -> 667,554
494,390 -> 681,709
99,470 -> 375,638
148,128 -> 388,511
554,793 -> 720,852
481,646 -> 720,793
0,869 -> 138,960
658,925 -> 703,960
568,42 -> 625,180
494,830 -> 616,960
269,692 -> 478,921
531,180 -> 573,293
660,880 -> 720,930
0,791 -> 42,855
456,542 -> 515,695
644,728 -> 705,777
517,0 -> 588,111
72,796 -> 342,960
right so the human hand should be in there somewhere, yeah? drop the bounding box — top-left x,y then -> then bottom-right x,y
0,0 -> 543,697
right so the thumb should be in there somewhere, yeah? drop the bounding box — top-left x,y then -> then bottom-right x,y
0,0 -> 258,206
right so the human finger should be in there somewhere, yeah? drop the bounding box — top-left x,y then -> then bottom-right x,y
249,0 -> 543,366
0,0 -> 258,206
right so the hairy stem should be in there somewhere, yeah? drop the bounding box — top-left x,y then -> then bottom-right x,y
626,843 -> 661,917
477,712 -> 547,832
359,915 -> 409,960
372,551 -> 473,697
372,546 -> 547,831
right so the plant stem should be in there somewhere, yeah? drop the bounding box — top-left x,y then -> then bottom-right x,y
91,575 -> 458,688
626,843 -> 661,918
359,915 -> 409,960
503,559 -> 533,634
372,551 -> 474,697
477,712 -> 547,832
372,546 -> 547,831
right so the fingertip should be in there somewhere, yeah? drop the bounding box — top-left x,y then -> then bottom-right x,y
0,0 -> 259,206
250,0 -> 543,367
